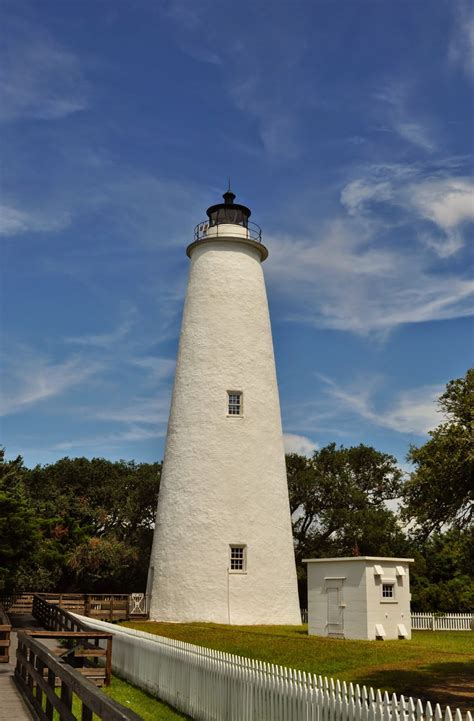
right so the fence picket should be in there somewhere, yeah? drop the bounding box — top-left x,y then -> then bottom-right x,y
411,612 -> 473,631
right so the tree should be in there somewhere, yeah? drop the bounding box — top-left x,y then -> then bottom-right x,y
287,443 -> 406,563
409,528 -> 474,611
402,368 -> 473,536
22,457 -> 162,592
0,449 -> 41,592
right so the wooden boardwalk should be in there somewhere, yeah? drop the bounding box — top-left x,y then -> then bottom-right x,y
0,630 -> 34,721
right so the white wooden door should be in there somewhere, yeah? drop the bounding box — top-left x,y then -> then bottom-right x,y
327,586 -> 343,635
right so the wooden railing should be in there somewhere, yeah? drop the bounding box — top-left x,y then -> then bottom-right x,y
33,595 -> 88,633
32,594 -> 113,686
15,632 -> 141,721
2,592 -> 148,620
0,602 -> 11,663
1,593 -> 35,614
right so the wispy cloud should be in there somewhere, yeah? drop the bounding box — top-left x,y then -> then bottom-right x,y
0,204 -> 71,236
128,357 -> 175,383
65,311 -> 137,349
266,214 -> 474,334
317,374 -> 443,436
93,397 -> 170,425
0,14 -> 87,122
163,0 -> 310,158
1,352 -> 102,416
283,433 -> 318,456
53,424 -> 164,452
341,166 -> 474,258
449,0 -> 474,79
374,83 -> 436,152
410,177 -> 474,256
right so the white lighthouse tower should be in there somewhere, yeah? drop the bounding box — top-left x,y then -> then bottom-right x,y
147,188 -> 301,625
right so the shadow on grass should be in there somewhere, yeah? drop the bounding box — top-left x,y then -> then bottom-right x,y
356,660 -> 474,713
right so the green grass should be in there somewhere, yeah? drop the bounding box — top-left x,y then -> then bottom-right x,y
122,622 -> 474,712
48,674 -> 189,721
103,675 -> 190,720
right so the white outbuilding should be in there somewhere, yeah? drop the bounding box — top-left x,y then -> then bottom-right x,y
304,556 -> 414,640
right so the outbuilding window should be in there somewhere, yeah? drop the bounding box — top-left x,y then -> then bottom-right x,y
229,545 -> 246,572
382,583 -> 395,599
228,391 -> 242,416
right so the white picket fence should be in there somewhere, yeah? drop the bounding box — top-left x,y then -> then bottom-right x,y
75,615 -> 471,721
411,613 -> 473,631
300,611 -> 473,630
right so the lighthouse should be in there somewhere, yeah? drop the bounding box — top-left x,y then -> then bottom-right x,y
147,188 -> 301,625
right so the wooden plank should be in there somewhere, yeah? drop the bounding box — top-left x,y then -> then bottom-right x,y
26,631 -> 112,638
74,649 -> 107,657
81,702 -> 94,721
79,668 -> 106,677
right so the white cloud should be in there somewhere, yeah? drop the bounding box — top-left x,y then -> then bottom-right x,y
340,180 -> 394,216
0,204 -> 71,236
53,425 -> 164,451
410,178 -> 474,256
93,397 -> 170,425
449,0 -> 474,79
128,357 -> 175,382
0,16 -> 87,122
374,84 -> 436,152
0,354 -> 101,416
65,312 -> 137,349
283,433 -> 318,456
393,121 -> 435,153
340,165 -> 474,259
318,375 -> 443,436
266,218 -> 474,334
163,1 -> 309,158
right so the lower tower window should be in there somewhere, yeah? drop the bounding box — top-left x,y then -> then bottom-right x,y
229,544 -> 247,572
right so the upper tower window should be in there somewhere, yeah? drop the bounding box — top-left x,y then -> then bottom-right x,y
228,391 -> 242,416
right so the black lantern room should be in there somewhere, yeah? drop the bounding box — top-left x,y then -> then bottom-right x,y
206,188 -> 251,229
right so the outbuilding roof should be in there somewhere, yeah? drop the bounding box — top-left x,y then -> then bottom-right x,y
303,556 -> 415,564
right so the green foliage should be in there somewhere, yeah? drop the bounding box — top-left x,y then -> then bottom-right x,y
409,528 -> 474,611
1,452 -> 161,594
0,449 -> 42,591
287,443 -> 406,562
402,368 -> 473,535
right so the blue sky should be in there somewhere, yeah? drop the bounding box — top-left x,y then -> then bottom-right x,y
1,0 -> 473,470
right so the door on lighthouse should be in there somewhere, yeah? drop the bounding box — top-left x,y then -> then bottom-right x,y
326,585 -> 344,637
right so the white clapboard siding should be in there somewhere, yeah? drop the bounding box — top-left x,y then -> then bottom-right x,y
74,615 -> 472,721
411,613 -> 473,631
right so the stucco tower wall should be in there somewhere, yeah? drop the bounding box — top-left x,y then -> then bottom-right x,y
147,237 -> 301,624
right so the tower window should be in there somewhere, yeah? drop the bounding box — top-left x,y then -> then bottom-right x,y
229,545 -> 246,572
227,391 -> 242,416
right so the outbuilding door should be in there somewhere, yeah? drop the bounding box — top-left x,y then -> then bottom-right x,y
326,585 -> 344,636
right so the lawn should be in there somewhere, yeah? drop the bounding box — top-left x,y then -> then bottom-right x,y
122,622 -> 474,713
51,675 -> 190,721
103,676 -> 191,721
